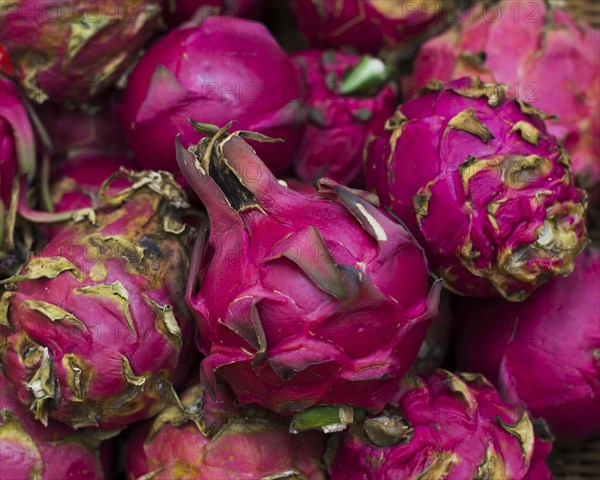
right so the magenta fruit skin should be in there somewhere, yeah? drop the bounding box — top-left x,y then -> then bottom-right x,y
119,16 -> 304,176
365,76 -> 588,300
0,170 -> 196,430
456,248 -> 600,441
161,0 -> 265,26
327,369 -> 553,480
292,49 -> 397,186
0,370 -> 111,480
125,382 -> 327,480
412,0 -> 600,185
0,0 -> 162,103
177,125 -> 439,415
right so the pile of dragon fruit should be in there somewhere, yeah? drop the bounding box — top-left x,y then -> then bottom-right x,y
1,0 -> 599,478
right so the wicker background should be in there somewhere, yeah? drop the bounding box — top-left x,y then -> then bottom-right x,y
551,0 -> 600,28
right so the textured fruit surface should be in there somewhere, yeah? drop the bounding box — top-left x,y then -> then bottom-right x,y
292,49 -> 396,186
327,369 -> 553,480
0,170 -> 195,429
0,370 -> 111,480
119,16 -> 304,175
126,382 -> 327,480
412,0 -> 600,184
457,248 -> 600,441
178,123 -> 439,414
365,77 -> 588,300
0,0 -> 162,102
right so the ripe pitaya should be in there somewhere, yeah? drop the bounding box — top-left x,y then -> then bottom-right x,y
126,382 -> 327,479
161,0 -> 264,26
0,0 -> 162,103
0,369 -> 113,480
177,122 -> 439,415
0,170 -> 196,429
119,16 -> 304,176
292,49 -> 396,186
291,0 -> 466,55
412,0 -> 600,184
365,77 -> 588,300
456,248 -> 600,441
326,369 -> 553,480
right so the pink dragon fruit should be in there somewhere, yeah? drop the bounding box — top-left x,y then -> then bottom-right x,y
412,0 -> 600,184
291,0 -> 466,55
126,382 -> 327,479
161,0 -> 265,26
0,369 -> 113,480
0,0 -> 162,103
365,77 -> 588,300
456,248 -> 600,441
0,170 -> 196,429
119,16 -> 304,176
327,369 -> 553,480
292,49 -> 396,186
177,122 -> 439,415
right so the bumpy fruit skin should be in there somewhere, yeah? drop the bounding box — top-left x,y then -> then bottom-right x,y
0,170 -> 196,429
292,49 -> 396,186
161,0 -> 264,26
119,16 -> 304,175
0,370 -> 111,480
327,370 -> 553,480
177,123 -> 439,415
456,248 -> 600,441
412,0 -> 600,184
365,77 -> 588,300
291,0 -> 462,54
0,0 -> 162,103
126,382 -> 327,480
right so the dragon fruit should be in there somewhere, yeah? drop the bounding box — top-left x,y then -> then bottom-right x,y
0,0 -> 162,103
292,49 -> 396,186
161,0 -> 264,26
326,369 -> 553,480
0,369 -> 113,480
0,170 -> 196,429
412,0 -> 600,184
365,77 -> 588,300
126,382 -> 327,479
291,0 -> 466,55
177,122 -> 439,415
119,16 -> 304,175
456,248 -> 600,441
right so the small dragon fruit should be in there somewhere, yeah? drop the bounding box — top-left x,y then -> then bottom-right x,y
126,382 -> 327,479
292,49 -> 396,186
0,170 -> 196,429
177,121 -> 439,415
326,369 -> 553,480
0,0 -> 162,103
119,16 -> 304,176
456,248 -> 600,441
161,0 -> 264,26
0,369 -> 113,480
412,0 -> 600,184
291,0 -> 466,55
365,77 -> 588,300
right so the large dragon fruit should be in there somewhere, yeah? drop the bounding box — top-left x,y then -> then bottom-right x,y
119,16 -> 304,175
292,49 -> 396,186
326,369 -> 553,480
126,382 -> 327,479
456,248 -> 600,441
412,0 -> 600,184
365,77 -> 588,300
176,122 -> 439,415
161,0 -> 264,26
0,369 -> 113,479
0,0 -> 162,103
0,170 -> 196,429
291,0 -> 466,55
